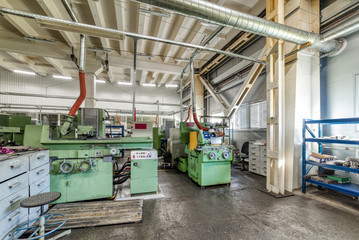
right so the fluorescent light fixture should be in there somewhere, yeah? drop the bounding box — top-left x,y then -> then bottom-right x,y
175,58 -> 191,63
87,47 -> 111,53
117,81 -> 132,85
96,79 -> 106,83
138,8 -> 170,18
53,75 -> 72,80
142,83 -> 156,87
200,21 -> 219,28
165,84 -> 178,88
136,53 -> 155,58
24,36 -> 56,44
13,70 -> 36,75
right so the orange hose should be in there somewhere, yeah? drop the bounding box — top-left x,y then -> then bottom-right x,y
193,113 -> 209,131
116,115 -> 122,126
185,106 -> 191,122
155,114 -> 159,127
69,70 -> 86,116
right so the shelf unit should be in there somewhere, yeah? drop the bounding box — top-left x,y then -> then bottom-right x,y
302,117 -> 359,197
200,116 -> 231,144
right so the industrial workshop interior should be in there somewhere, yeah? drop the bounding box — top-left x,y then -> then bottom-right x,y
1,0 -> 359,239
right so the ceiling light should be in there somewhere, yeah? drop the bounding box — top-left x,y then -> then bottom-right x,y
138,8 -> 170,18
13,70 -> 36,75
24,37 -> 56,44
117,81 -> 132,85
200,21 -> 219,28
96,79 -> 106,83
165,84 -> 178,88
142,83 -> 156,87
87,47 -> 111,53
53,75 -> 72,80
175,58 -> 191,63
136,53 -> 155,58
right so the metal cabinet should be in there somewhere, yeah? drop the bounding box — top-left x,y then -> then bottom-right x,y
0,150 -> 49,240
248,143 -> 267,177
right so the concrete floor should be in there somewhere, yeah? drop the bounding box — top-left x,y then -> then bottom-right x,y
62,168 -> 359,240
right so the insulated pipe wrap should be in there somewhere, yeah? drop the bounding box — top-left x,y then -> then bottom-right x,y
135,0 -> 342,53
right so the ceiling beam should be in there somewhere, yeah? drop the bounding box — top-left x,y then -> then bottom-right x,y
44,57 -> 71,77
114,0 -> 126,55
36,0 -> 78,47
7,52 -> 47,76
88,0 -> 115,82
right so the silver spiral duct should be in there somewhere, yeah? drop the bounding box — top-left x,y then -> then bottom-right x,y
134,0 -> 344,54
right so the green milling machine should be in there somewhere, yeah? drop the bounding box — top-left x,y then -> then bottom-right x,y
24,108 -> 156,203
179,121 -> 233,187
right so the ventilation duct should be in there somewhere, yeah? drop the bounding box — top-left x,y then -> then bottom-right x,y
133,0 -> 349,55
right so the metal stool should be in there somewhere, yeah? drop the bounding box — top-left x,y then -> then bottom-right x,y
11,192 -> 71,240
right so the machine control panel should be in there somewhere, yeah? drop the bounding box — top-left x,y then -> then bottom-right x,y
131,150 -> 158,160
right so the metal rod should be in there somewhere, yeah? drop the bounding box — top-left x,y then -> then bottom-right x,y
61,0 -> 79,22
0,7 -> 264,64
179,72 -> 184,122
132,38 -> 137,120
0,91 -> 182,107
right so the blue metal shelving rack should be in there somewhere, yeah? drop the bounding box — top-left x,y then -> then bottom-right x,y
302,118 -> 359,197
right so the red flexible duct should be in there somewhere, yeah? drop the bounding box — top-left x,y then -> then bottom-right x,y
134,107 -> 136,122
185,106 -> 191,122
68,70 -> 86,116
155,114 -> 159,127
116,115 -> 122,126
193,113 -> 209,131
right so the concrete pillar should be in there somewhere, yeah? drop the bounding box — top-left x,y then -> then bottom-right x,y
85,73 -> 96,108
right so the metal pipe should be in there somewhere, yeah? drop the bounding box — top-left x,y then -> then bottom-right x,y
132,38 -> 138,120
179,72 -> 184,122
0,7 -> 264,64
133,0 -> 345,54
0,91 -> 182,107
61,0 -> 79,22
190,62 -> 196,112
322,14 -> 359,42
79,34 -> 85,71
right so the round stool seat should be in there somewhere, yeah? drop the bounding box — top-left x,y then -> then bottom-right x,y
20,192 -> 61,208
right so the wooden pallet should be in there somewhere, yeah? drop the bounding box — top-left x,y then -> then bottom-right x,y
46,199 -> 143,229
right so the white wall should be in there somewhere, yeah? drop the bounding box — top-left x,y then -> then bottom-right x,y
0,69 -> 180,118
321,30 -> 359,184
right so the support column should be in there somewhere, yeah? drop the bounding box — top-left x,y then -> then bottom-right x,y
266,0 -> 320,193
85,73 -> 96,108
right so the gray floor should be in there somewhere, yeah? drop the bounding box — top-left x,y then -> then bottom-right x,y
62,168 -> 359,240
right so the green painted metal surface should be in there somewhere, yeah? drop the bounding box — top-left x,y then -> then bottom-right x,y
153,127 -> 165,155
130,159 -> 158,194
0,114 -> 31,145
50,158 -> 113,203
180,122 -> 198,144
187,146 -> 232,186
24,124 -> 154,203
177,156 -> 188,173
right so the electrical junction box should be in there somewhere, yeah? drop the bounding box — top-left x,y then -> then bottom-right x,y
130,150 -> 158,195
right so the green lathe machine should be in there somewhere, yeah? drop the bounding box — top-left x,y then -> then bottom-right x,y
180,121 -> 233,187
24,108 -> 155,203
